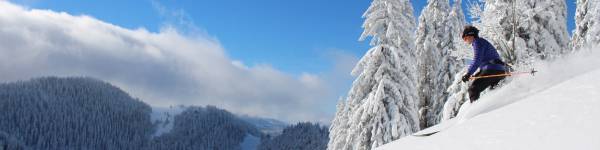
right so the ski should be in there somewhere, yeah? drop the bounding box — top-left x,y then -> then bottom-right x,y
413,131 -> 440,137
411,118 -> 460,137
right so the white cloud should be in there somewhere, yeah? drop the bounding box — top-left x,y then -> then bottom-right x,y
0,1 -> 333,123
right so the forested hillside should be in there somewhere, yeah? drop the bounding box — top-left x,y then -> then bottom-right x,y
0,77 -> 153,149
0,77 -> 327,150
150,106 -> 262,150
258,122 -> 329,150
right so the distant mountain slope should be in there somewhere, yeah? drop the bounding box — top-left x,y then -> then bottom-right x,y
149,106 -> 262,150
0,77 -> 330,150
0,77 -> 154,149
240,115 -> 288,136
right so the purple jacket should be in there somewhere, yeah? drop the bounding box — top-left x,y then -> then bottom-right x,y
467,37 -> 505,75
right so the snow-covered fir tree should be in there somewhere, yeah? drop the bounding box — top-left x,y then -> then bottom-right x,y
473,0 -> 569,65
327,0 -> 419,149
572,0 -> 600,50
258,122 -> 329,150
448,0 -> 469,57
415,0 -> 464,129
327,98 -> 349,149
516,0 -> 570,60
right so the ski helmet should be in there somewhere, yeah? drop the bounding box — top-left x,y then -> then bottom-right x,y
462,25 -> 479,38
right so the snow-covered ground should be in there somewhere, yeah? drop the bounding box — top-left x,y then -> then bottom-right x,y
378,47 -> 600,150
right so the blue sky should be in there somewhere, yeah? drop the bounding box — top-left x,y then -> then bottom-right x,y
13,0 -> 577,76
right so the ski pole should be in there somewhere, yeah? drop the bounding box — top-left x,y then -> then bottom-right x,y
469,69 -> 537,80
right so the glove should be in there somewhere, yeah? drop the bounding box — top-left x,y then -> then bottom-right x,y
461,74 -> 471,83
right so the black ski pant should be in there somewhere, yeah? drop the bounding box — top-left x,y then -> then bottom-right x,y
468,69 -> 506,103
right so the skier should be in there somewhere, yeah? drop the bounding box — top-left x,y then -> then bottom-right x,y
460,25 -> 506,103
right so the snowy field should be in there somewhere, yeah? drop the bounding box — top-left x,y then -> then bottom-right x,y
378,47 -> 600,150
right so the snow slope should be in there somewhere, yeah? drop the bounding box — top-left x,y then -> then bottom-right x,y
377,47 -> 600,150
